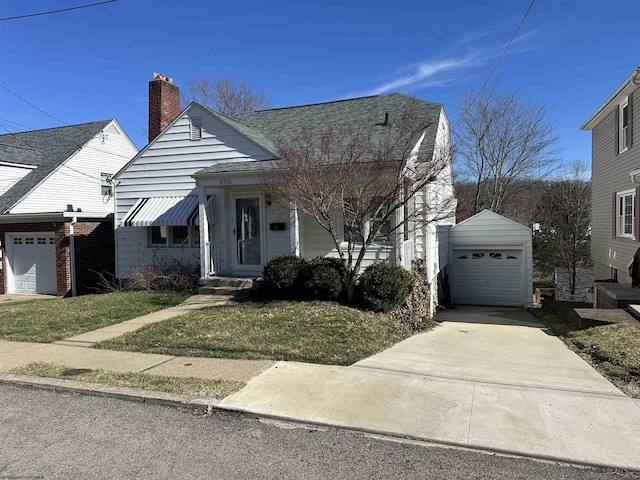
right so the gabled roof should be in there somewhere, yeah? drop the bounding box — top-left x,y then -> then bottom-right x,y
233,92 -> 444,161
581,67 -> 640,131
451,209 -> 531,232
0,120 -> 111,213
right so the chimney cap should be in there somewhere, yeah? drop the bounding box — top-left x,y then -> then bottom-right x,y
152,72 -> 173,84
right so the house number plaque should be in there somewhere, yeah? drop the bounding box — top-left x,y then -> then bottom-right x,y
219,179 -> 232,186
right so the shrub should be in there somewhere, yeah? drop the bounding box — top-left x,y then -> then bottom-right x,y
127,261 -> 199,292
359,262 -> 415,313
388,259 -> 435,331
301,257 -> 346,300
263,255 -> 306,298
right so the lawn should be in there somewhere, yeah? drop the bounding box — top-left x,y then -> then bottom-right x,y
0,291 -> 191,343
97,300 -> 413,365
532,308 -> 640,397
12,362 -> 243,399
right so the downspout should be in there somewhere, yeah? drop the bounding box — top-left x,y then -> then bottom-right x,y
70,216 -> 77,297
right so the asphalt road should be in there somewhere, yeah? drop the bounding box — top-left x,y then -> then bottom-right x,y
0,384 -> 636,480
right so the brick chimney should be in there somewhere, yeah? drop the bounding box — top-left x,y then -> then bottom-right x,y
148,72 -> 181,143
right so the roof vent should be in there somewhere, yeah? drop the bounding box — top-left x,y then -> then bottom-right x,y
375,112 -> 389,126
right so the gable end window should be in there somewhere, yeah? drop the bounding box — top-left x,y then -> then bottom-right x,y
190,117 -> 203,141
616,190 -> 636,238
617,94 -> 634,154
100,172 -> 113,196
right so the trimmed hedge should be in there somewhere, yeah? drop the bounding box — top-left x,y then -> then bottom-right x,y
301,257 -> 346,300
262,255 -> 306,298
359,262 -> 415,312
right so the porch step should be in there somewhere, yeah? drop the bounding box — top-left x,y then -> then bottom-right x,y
197,276 -> 253,299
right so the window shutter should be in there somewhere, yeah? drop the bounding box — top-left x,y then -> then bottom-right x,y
615,105 -> 620,155
636,186 -> 640,241
613,192 -> 617,238
629,93 -> 634,150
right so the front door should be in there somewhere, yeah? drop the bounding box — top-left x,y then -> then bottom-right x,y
232,196 -> 262,271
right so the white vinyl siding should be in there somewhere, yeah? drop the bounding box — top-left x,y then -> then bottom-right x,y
115,105 -> 274,278
9,121 -> 137,215
0,164 -> 34,196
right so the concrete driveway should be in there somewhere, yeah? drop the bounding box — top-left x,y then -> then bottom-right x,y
221,306 -> 640,469
354,306 -> 620,394
0,294 -> 56,304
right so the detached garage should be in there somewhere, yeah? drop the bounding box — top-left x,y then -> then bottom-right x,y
449,210 -> 533,308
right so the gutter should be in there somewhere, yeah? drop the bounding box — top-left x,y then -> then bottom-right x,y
581,67 -> 640,131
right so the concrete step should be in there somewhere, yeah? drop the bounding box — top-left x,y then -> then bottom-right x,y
198,276 -> 254,289
197,286 -> 251,299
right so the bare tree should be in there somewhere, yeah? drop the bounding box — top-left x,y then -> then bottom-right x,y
181,76 -> 271,115
262,103 -> 455,302
535,161 -> 591,294
455,87 -> 561,216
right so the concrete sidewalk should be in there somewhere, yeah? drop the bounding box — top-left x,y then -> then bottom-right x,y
219,308 -> 640,471
1,302 -> 640,470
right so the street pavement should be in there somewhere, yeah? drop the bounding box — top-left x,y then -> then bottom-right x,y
1,297 -> 639,471
0,383 -> 636,480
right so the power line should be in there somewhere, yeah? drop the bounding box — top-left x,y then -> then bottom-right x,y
454,0 -> 536,128
0,116 -> 33,131
0,82 -> 69,125
0,0 -> 119,21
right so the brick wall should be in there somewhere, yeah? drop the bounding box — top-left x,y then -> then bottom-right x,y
148,76 -> 181,143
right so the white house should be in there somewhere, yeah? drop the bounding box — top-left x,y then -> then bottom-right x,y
114,74 -> 456,311
0,120 -> 138,296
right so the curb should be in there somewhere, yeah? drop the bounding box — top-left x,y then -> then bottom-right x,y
1,374 -> 638,474
0,374 -> 218,411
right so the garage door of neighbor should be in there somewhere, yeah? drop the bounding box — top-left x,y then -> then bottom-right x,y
453,249 -> 523,306
8,234 -> 57,295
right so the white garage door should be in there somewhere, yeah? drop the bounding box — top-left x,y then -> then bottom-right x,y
8,234 -> 57,295
453,249 -> 523,306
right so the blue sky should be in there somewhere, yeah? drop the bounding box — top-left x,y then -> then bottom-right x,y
1,0 -> 639,171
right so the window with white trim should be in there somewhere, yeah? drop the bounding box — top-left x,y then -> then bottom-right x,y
617,189 -> 635,238
100,172 -> 113,196
148,226 -> 200,248
620,99 -> 630,153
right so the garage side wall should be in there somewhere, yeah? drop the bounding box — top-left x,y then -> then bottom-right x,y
448,211 -> 533,308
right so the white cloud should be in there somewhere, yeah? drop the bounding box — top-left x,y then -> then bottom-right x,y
357,23 -> 560,97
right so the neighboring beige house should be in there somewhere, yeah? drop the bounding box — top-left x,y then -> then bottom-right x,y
581,67 -> 640,285
0,120 -> 138,296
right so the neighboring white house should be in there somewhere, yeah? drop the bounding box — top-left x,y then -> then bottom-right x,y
114,75 -> 456,311
0,120 -> 138,296
448,210 -> 534,308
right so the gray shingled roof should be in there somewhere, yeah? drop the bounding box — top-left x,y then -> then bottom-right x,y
195,159 -> 276,176
0,120 -> 111,213
233,92 -> 443,162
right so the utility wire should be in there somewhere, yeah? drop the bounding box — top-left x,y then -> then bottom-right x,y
0,83 -> 69,125
0,0 -> 118,21
453,0 -> 536,128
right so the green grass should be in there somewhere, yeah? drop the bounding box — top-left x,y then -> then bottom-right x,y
11,362 -> 243,399
532,308 -> 640,396
0,291 -> 191,343
570,324 -> 640,378
98,300 -> 412,365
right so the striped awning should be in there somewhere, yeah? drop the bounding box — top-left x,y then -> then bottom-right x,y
121,196 -> 199,227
